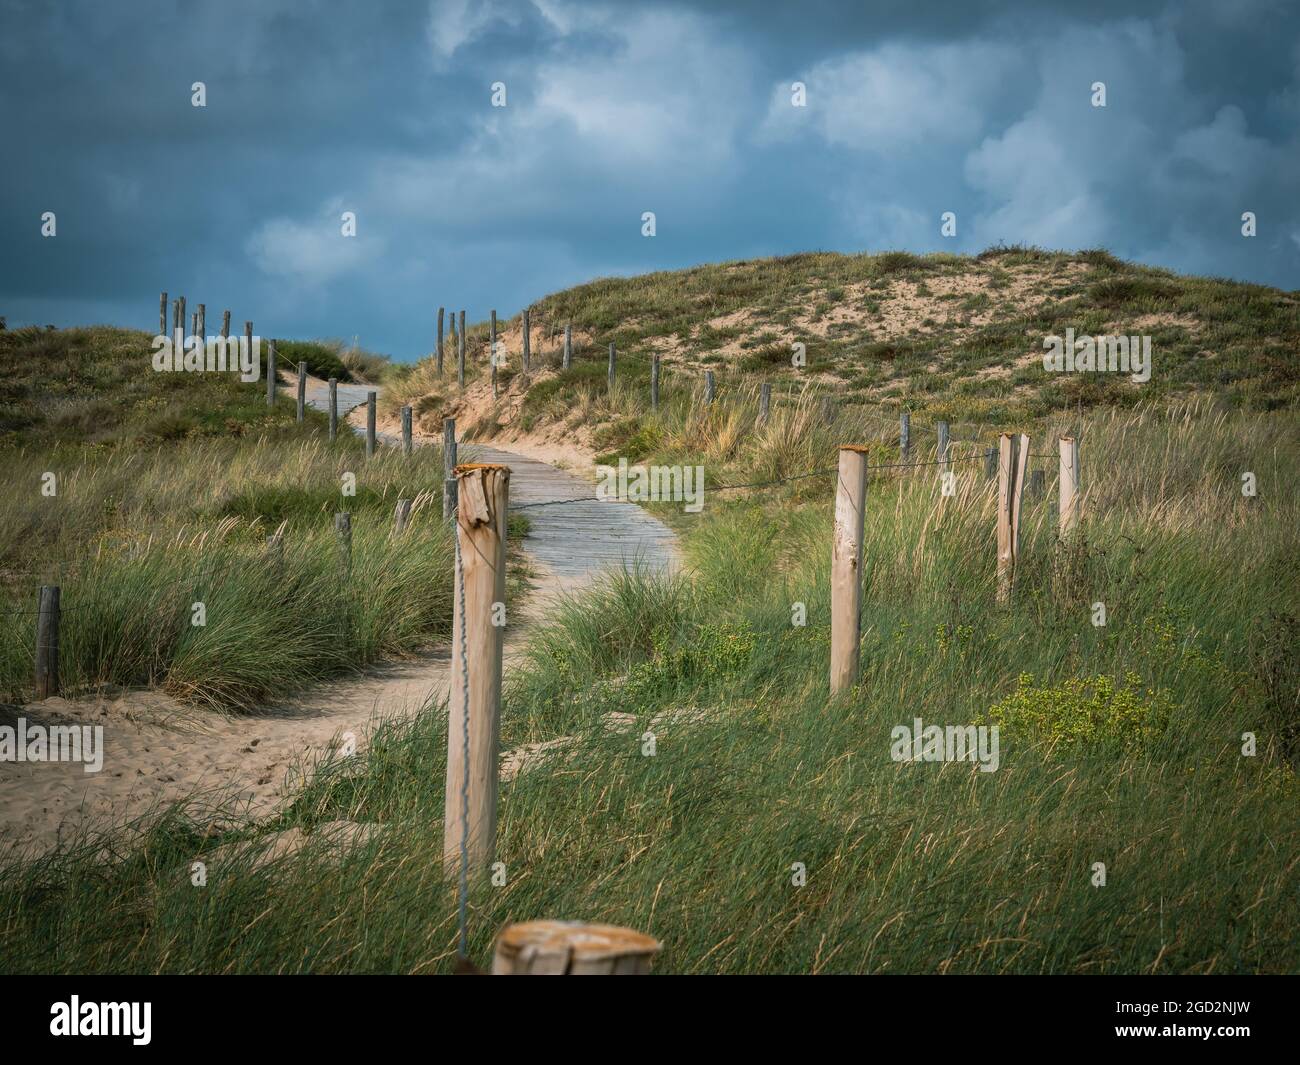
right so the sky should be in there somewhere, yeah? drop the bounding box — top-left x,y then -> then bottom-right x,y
1,0 -> 1297,360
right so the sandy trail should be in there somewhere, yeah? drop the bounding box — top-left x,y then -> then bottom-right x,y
0,382 -> 678,859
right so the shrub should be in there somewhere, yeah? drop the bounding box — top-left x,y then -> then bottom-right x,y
979,672 -> 1174,751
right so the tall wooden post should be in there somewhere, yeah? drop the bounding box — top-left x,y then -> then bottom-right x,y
759,382 -> 771,424
443,418 -> 458,520
328,378 -> 338,441
444,463 -> 510,873
831,446 -> 868,695
705,370 -> 716,405
221,309 -> 230,340
1028,468 -> 1045,500
651,355 -> 661,411
522,308 -> 531,373
900,412 -> 910,461
393,498 -> 412,535
457,311 -> 466,388
34,586 -> 60,699
996,433 -> 1030,602
437,307 -> 445,375
821,396 -> 835,425
296,362 -> 307,422
159,292 -> 168,336
608,342 -> 616,392
985,446 -> 997,480
244,321 -> 254,388
191,312 -> 198,339
172,298 -> 181,341
365,391 -> 377,457
334,512 -> 352,571
563,324 -> 572,370
490,309 -> 498,399
178,297 -> 186,342
937,420 -> 950,471
197,303 -> 205,343
1059,436 -> 1080,537
266,339 -> 277,407
401,405 -> 412,454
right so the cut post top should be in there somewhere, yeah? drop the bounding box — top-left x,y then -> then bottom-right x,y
837,444 -> 873,454
454,462 -> 511,475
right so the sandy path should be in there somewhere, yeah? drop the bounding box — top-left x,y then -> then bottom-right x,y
0,383 -> 678,859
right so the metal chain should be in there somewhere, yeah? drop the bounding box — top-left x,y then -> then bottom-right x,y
453,518 -> 471,960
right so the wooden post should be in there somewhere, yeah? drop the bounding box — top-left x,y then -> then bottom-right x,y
900,412 -> 910,461
334,512 -> 352,571
197,303 -> 205,343
437,307 -> 445,375
365,391 -> 376,457
493,921 -> 662,975
759,382 -> 771,423
178,297 -> 186,343
705,370 -> 716,405
458,311 -> 466,387
830,446 -> 868,695
996,433 -> 1030,602
34,586 -> 60,699
985,446 -> 997,480
221,309 -> 230,340
328,377 -> 338,441
159,292 -> 168,336
296,362 -> 307,422
821,396 -> 835,425
1059,436 -> 1080,537
563,324 -> 572,370
190,312 -> 197,339
1029,468 -> 1045,500
401,405 -> 412,454
937,420 -> 950,471
393,498 -> 412,535
244,321 -> 254,388
522,308 -> 531,373
444,462 -> 510,873
266,339 -> 277,407
651,354 -> 661,411
608,342 -> 616,392
443,418 -> 458,520
490,310 -> 498,399
172,298 -> 181,340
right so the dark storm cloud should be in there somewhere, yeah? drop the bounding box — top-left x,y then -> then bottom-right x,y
0,0 -> 1295,357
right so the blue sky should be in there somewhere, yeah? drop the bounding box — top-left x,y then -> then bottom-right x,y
2,0 -> 1297,360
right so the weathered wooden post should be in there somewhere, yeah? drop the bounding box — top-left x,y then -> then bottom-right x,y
221,309 -> 230,340
937,420 -> 950,471
401,405 -> 412,454
334,512 -> 352,571
178,297 -> 186,342
191,312 -> 198,340
296,362 -> 307,422
443,418 -> 458,520
493,921 -> 662,975
266,339 -> 277,407
365,391 -> 377,457
900,412 -> 910,461
1028,468 -> 1045,500
328,377 -> 339,441
985,446 -> 997,480
159,292 -> 168,336
522,308 -> 531,373
393,498 -> 412,535
197,303 -> 205,343
759,382 -> 771,424
244,321 -> 254,384
443,462 -> 510,874
830,446 -> 868,695
821,396 -> 835,425
651,354 -> 661,411
490,309 -> 498,399
437,307 -> 445,375
996,433 -> 1030,602
705,370 -> 716,405
608,342 -> 616,392
34,586 -> 60,699
563,324 -> 572,370
1059,436 -> 1080,537
457,311 -> 466,387
172,298 -> 181,341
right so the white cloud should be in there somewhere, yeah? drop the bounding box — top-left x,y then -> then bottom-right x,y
245,197 -> 382,285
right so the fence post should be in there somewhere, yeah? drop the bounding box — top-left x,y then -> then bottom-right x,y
985,446 -> 997,480
900,412 -> 910,461
443,462 -> 510,874
296,362 -> 307,422
328,377 -> 338,441
159,292 -> 168,336
831,446 -> 868,695
191,312 -> 198,341
522,307 -> 531,373
34,586 -> 60,699
759,382 -> 771,424
705,370 -> 716,405
457,310 -> 466,387
245,321 -> 254,387
493,921 -> 662,975
937,420 -> 950,471
996,433 -> 1030,602
178,297 -> 186,343
1029,468 -> 1045,500
221,309 -> 230,340
443,418 -> 458,520
365,391 -> 377,457
266,339 -> 277,407
401,405 -> 412,454
563,324 -> 572,370
334,512 -> 352,572
197,304 -> 205,344
437,307 -> 444,375
608,342 -> 616,392
1059,436 -> 1080,537
172,298 -> 181,342
821,396 -> 835,425
393,498 -> 412,535
490,309 -> 498,398
651,354 -> 660,411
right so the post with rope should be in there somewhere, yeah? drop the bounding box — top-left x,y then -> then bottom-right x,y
266,339 -> 277,408
328,378 -> 339,441
221,309 -> 230,341
1059,436 -> 1080,538
830,446 -> 868,695
365,391 -> 377,458
443,418 -> 458,521
443,463 -> 510,879
705,370 -> 716,405
159,292 -> 168,336
899,412 -> 910,462
458,310 -> 466,388
437,307 -> 444,375
996,433 -> 1030,603
490,310 -> 498,399
563,324 -> 572,370
401,405 -> 412,455
35,586 -> 60,699
651,354 -> 661,411
297,362 -> 307,422
759,381 -> 770,424
937,420 -> 950,472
